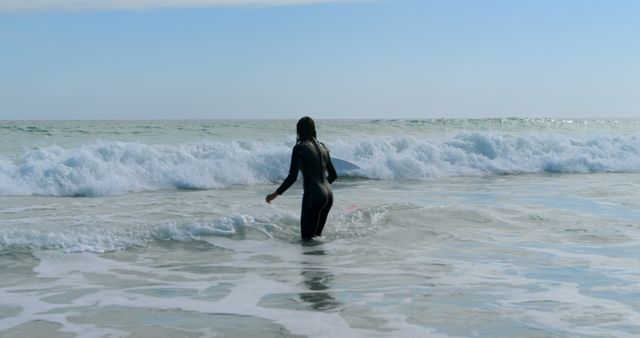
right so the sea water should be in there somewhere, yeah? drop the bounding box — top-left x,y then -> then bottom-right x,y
1,119 -> 640,337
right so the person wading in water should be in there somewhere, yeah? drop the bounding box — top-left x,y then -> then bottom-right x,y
266,116 -> 337,240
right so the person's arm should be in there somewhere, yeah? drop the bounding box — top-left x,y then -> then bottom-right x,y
266,146 -> 300,203
325,148 -> 337,184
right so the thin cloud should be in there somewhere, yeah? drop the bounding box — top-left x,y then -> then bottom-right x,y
0,0 -> 348,11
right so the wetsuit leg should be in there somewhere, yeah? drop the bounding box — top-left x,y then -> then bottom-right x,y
300,193 -> 319,240
315,190 -> 333,237
300,189 -> 330,240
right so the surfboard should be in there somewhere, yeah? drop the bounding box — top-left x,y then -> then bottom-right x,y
331,157 -> 361,175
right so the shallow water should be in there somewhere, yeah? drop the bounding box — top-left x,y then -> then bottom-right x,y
2,119 -> 640,337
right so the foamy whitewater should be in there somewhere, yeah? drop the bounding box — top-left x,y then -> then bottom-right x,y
1,119 -> 640,337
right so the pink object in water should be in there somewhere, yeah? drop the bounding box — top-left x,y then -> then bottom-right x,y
345,204 -> 359,213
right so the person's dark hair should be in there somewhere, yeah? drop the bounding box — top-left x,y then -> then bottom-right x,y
296,116 -> 317,143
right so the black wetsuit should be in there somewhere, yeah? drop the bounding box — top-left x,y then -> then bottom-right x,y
276,139 -> 337,240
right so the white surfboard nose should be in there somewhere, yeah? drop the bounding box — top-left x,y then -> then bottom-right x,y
331,157 -> 361,175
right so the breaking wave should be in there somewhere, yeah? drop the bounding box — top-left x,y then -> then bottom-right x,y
1,131 -> 639,196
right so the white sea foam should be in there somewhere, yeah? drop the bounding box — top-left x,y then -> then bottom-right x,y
0,214 -> 257,253
0,205 -> 390,252
1,131 -> 639,196
331,132 -> 640,179
0,140 -> 291,196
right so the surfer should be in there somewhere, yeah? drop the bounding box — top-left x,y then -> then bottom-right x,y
266,116 -> 337,240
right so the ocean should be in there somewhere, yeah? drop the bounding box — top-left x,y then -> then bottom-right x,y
1,119 -> 640,337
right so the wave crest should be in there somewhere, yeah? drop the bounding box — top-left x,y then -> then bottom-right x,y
1,132 -> 639,196
331,132 -> 640,179
1,141 -> 291,196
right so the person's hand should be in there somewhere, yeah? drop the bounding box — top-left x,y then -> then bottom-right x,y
265,192 -> 279,204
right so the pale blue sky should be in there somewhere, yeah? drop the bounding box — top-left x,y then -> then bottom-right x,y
1,0 -> 639,119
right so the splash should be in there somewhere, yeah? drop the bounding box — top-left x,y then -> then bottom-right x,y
1,131 -> 639,196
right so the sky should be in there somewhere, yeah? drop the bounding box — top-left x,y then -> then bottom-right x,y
1,0 -> 639,119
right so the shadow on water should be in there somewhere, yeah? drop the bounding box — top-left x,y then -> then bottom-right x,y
299,247 -> 341,311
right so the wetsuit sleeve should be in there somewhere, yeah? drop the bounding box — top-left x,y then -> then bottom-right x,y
325,149 -> 338,184
276,146 -> 300,195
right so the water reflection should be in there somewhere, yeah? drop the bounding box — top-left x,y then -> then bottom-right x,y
299,248 -> 340,311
